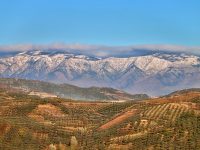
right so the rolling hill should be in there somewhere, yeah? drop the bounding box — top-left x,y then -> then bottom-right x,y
0,78 -> 148,101
0,85 -> 199,149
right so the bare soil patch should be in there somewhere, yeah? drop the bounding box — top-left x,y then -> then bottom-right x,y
99,109 -> 137,130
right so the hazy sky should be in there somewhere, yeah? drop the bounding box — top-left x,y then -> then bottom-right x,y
0,0 -> 199,46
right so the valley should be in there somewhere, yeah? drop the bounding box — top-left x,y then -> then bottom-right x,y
0,82 -> 200,149
1,0 -> 199,149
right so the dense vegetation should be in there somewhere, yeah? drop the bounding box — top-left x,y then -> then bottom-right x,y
0,85 -> 200,149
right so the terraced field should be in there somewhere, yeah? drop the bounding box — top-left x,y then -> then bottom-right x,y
143,103 -> 191,121
0,88 -> 200,149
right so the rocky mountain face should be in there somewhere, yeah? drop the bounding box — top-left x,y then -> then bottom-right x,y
0,50 -> 200,96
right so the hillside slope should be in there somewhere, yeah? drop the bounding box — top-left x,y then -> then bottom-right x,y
0,87 -> 199,149
0,78 -> 148,101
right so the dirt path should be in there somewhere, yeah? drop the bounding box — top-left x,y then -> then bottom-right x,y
99,109 -> 137,130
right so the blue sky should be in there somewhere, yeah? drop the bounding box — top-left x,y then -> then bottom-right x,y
0,0 -> 199,46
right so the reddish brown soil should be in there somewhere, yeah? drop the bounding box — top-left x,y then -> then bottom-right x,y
99,109 -> 137,130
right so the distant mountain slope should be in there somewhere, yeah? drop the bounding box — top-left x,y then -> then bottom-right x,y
0,50 -> 200,96
0,78 -> 148,101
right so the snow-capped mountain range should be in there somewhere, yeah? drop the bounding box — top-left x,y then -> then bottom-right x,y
0,49 -> 200,96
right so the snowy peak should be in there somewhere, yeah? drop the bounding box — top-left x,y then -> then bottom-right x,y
0,50 -> 200,96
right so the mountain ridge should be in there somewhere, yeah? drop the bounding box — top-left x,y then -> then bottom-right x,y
0,49 -> 200,96
0,78 -> 148,101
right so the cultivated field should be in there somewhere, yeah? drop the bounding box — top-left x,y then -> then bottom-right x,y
0,88 -> 200,149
